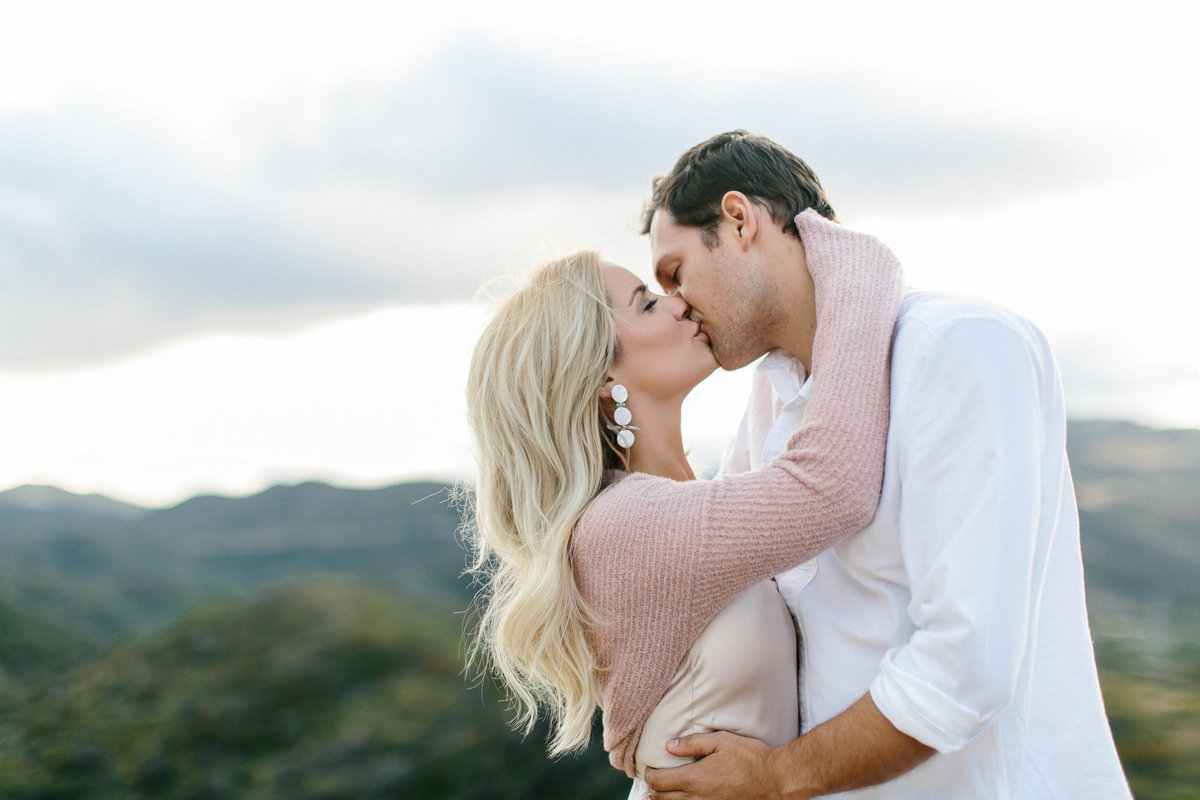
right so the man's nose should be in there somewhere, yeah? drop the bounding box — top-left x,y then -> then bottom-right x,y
667,291 -> 692,320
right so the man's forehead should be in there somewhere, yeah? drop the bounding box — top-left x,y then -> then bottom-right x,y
649,209 -> 684,275
648,207 -> 678,240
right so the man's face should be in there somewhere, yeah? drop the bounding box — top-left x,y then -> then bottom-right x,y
648,208 -> 778,370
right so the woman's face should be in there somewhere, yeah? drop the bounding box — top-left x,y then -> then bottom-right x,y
602,264 -> 718,401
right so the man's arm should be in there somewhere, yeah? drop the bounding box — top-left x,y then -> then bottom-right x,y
644,693 -> 933,800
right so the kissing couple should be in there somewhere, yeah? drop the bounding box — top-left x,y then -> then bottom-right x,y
465,131 -> 1131,800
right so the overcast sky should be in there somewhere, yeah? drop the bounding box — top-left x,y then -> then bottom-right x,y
2,0 -> 1197,506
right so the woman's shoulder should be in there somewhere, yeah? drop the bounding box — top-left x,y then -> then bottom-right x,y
572,473 -> 669,606
582,471 -> 699,525
574,471 -> 709,563
577,471 -> 656,540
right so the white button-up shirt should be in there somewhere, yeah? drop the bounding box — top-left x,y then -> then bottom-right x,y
721,291 -> 1131,799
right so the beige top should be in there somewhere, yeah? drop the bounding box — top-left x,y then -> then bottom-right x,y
636,578 -> 798,772
627,579 -> 799,799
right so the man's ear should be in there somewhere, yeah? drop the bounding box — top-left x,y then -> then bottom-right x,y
720,191 -> 758,251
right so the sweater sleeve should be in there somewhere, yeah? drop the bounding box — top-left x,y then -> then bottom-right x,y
576,210 -> 904,774
691,209 -> 902,609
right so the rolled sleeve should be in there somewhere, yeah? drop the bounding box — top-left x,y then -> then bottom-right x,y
872,313 -> 1060,752
870,657 -> 987,753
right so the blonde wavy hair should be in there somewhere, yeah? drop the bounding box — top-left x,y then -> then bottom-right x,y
465,250 -> 625,755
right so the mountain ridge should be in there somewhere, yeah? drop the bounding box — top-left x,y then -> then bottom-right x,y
0,418 -> 1194,797
0,484 -> 150,519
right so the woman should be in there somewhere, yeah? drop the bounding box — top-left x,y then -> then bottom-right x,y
465,210 -> 903,791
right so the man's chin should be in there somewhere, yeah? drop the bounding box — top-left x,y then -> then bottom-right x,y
712,345 -> 755,372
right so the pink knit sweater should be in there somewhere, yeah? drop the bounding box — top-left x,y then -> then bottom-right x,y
571,210 -> 905,776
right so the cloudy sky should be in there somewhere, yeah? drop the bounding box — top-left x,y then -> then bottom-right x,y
2,0 -> 1197,507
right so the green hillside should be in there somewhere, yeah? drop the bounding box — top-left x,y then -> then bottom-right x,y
0,420 -> 1196,798
0,597 -> 99,683
0,579 -> 626,799
1067,421 -> 1200,799
0,481 -> 469,649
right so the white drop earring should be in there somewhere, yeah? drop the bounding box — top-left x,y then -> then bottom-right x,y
607,384 -> 640,448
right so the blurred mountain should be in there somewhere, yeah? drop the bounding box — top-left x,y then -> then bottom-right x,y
0,481 -> 468,649
0,596 -> 99,685
0,578 -> 627,799
2,423 -> 1195,651
0,484 -> 149,520
0,420 -> 1195,797
1066,420 -> 1200,639
1066,420 -> 1200,797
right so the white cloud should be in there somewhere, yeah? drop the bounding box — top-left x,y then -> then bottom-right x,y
0,0 -> 1195,502
0,305 -> 487,506
0,34 -> 1132,372
860,168 -> 1200,429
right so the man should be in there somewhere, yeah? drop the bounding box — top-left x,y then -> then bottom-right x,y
641,131 -> 1131,799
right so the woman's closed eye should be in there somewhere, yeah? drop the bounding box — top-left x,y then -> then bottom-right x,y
643,298 -> 658,312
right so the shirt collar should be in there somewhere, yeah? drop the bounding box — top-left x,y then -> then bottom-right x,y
757,348 -> 812,408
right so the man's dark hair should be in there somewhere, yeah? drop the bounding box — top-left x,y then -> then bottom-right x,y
640,130 -> 837,247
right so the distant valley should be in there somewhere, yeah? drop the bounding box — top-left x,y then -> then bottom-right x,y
0,419 -> 1196,798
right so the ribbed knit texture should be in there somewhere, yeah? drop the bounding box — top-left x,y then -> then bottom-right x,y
571,210 -> 905,776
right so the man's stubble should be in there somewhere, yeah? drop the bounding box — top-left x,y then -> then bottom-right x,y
707,250 -> 787,372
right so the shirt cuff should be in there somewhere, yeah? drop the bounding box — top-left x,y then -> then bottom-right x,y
869,657 -> 987,754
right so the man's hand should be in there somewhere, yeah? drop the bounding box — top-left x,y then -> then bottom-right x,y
644,731 -> 782,800
643,694 -> 934,799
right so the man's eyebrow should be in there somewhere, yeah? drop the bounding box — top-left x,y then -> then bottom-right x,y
628,284 -> 647,307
